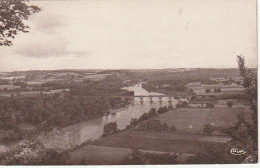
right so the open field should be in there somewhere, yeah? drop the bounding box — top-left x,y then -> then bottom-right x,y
90,130 -> 229,154
206,106 -> 252,127
155,106 -> 252,133
214,99 -> 249,106
156,108 -> 210,133
68,145 -> 131,164
68,144 -> 194,164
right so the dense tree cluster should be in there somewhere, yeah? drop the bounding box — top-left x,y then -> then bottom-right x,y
124,106 -> 175,131
101,106 -> 174,137
102,122 -> 118,137
0,76 -> 133,142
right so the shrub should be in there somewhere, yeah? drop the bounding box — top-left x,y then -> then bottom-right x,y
168,104 -> 173,110
181,101 -> 188,107
138,119 -> 168,132
130,118 -> 139,126
128,91 -> 135,96
188,88 -> 195,94
125,125 -> 132,129
170,125 -> 177,131
150,120 -> 168,131
205,89 -> 211,93
206,102 -> 215,108
227,101 -> 233,108
175,103 -> 181,108
138,113 -> 149,122
162,123 -> 168,130
158,106 -> 167,114
146,120 -> 164,131
176,101 -> 188,108
137,122 -> 146,131
214,88 -> 221,93
202,123 -> 215,135
147,108 -> 157,117
102,122 -> 118,136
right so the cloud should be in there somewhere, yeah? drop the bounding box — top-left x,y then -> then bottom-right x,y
33,16 -> 66,34
0,0 -> 257,71
11,4 -> 88,59
29,3 -> 68,34
14,34 -> 89,58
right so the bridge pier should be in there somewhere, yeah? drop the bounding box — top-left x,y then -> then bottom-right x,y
130,97 -> 135,105
158,96 -> 162,103
149,97 -> 153,103
168,96 -> 172,102
140,96 -> 144,104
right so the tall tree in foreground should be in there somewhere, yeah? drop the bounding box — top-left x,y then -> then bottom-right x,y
0,0 -> 40,46
236,55 -> 257,163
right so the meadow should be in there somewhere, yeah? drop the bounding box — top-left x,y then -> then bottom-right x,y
155,106 -> 252,133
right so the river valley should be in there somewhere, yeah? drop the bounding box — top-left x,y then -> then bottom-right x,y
0,83 -> 180,152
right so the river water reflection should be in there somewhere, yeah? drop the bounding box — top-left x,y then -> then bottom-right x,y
1,84 -> 179,151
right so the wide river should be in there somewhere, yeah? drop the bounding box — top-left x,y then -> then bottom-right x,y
0,84 -> 180,152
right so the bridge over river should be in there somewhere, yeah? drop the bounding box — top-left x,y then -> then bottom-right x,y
133,95 -> 175,103
107,95 -> 187,103
84,94 -> 188,103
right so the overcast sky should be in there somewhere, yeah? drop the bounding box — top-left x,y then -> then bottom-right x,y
0,0 -> 257,71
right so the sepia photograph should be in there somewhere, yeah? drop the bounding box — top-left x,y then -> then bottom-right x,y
0,0 -> 258,165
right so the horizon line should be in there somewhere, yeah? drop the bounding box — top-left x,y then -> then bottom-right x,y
1,67 -> 258,73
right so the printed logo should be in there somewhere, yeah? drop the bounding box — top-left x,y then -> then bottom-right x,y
230,148 -> 247,155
